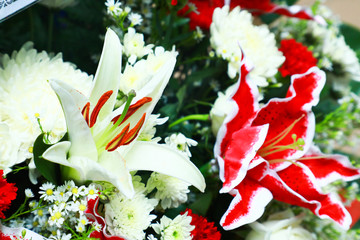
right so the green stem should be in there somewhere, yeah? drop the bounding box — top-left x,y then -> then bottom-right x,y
169,114 -> 209,128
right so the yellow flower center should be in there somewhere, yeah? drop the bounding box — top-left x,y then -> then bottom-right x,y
46,189 -> 53,196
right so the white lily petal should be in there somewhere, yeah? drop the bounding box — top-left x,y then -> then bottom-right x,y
50,80 -> 97,161
90,28 -> 122,122
42,142 -> 86,182
97,151 -> 135,198
42,141 -> 71,164
125,141 -> 206,192
49,78 -> 89,110
113,53 -> 177,157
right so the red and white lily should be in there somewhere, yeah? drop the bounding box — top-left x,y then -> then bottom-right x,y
214,56 -> 360,230
42,28 -> 205,199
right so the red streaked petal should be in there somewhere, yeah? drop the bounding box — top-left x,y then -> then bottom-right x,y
215,55 -> 260,163
90,90 -> 113,128
105,124 -> 130,152
257,163 -> 352,229
122,113 -> 146,145
232,0 -> 325,24
252,68 -> 325,165
286,67 -> 325,111
300,146 -> 360,187
81,102 -> 90,126
220,125 -> 269,193
220,178 -> 272,230
112,97 -> 152,125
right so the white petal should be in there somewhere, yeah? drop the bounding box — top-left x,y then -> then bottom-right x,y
97,151 -> 135,198
90,28 -> 123,122
50,80 -> 98,162
49,78 -> 89,110
125,141 -> 206,192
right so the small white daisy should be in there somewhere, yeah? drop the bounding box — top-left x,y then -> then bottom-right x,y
85,184 -> 99,200
39,182 -> 56,202
25,188 -> 34,198
48,204 -> 66,228
71,199 -> 88,215
105,0 -> 122,15
128,13 -> 143,26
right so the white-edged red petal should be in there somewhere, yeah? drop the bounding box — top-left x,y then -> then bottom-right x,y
215,55 -> 260,183
220,124 -> 269,193
258,162 -> 352,230
300,145 -> 360,187
220,178 -> 272,230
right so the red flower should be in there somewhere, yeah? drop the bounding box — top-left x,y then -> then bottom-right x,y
178,0 -> 223,30
0,170 -> 17,219
214,55 -> 360,230
279,39 -> 318,77
182,209 -> 221,240
179,0 -> 322,30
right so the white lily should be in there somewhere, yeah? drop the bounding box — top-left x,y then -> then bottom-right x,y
42,28 -> 205,198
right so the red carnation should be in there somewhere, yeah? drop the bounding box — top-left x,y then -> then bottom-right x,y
178,0 -> 223,30
279,39 -> 318,77
182,209 -> 221,240
0,170 -> 17,219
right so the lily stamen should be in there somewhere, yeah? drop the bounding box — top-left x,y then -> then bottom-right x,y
257,115 -> 305,157
268,155 -> 328,166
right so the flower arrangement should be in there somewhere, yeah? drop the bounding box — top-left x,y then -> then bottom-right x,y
1,0 -> 360,239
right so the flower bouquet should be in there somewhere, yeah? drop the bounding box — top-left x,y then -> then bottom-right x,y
1,0 -> 360,239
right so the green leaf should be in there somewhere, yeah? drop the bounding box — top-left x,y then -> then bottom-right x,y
176,85 -> 187,112
33,133 -> 63,185
189,192 -> 213,216
341,24 -> 360,51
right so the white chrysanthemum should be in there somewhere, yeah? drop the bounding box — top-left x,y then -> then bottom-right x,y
124,28 -> 153,59
146,172 -> 190,209
129,13 -> 143,26
105,192 -> 158,240
39,0 -> 77,9
322,34 -> 360,82
138,114 -> 168,142
209,84 -> 237,136
0,42 -> 93,170
0,122 -> 22,174
165,133 -> 197,157
152,213 -> 194,240
210,6 -> 284,86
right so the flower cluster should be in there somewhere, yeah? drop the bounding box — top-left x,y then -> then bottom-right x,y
1,0 -> 360,239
